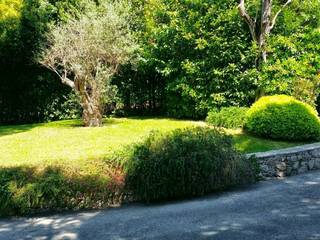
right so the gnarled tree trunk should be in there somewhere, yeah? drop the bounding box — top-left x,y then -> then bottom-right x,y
82,103 -> 102,127
77,80 -> 103,127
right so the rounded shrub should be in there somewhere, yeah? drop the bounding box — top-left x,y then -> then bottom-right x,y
124,127 -> 257,202
245,95 -> 320,141
206,107 -> 248,129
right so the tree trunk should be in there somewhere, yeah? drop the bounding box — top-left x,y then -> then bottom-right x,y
82,104 -> 102,127
238,0 -> 292,100
79,86 -> 103,127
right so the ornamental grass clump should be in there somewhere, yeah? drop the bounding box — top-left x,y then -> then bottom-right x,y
124,127 -> 257,202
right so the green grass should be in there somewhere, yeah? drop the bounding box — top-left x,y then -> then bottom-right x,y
0,118 -> 307,170
0,118 -> 201,172
0,117 -> 309,216
227,129 -> 307,153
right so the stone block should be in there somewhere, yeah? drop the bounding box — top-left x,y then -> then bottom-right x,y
292,161 -> 300,170
276,162 -> 286,171
298,165 -> 308,174
314,159 -> 320,169
290,169 -> 298,176
286,167 -> 292,176
289,155 -> 298,162
246,143 -> 320,178
308,159 -> 315,170
277,171 -> 285,178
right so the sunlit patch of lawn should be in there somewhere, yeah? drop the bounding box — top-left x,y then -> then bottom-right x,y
0,118 -> 310,171
0,118 -> 201,174
0,118 -> 309,172
227,129 -> 308,153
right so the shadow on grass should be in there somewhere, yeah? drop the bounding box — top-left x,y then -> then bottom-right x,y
0,118 -> 122,138
126,116 -> 200,122
41,118 -> 121,128
0,165 -> 125,217
0,124 -> 40,138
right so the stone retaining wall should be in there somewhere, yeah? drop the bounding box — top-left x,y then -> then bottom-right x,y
246,143 -> 320,178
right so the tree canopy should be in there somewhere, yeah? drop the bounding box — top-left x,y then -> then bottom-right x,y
1,0 -> 320,124
40,0 -> 137,126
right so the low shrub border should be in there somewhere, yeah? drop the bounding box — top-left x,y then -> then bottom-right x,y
0,166 -> 125,217
206,107 -> 248,129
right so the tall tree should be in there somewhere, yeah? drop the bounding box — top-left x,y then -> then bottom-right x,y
39,1 -> 137,127
238,0 -> 292,65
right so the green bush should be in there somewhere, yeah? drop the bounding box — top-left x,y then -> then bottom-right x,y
245,95 -> 320,141
0,166 -> 124,216
206,107 -> 249,129
124,127 -> 257,202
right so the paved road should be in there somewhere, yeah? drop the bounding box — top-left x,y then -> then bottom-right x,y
1,171 -> 320,240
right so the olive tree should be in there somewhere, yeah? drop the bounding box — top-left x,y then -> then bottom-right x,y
40,1 -> 137,127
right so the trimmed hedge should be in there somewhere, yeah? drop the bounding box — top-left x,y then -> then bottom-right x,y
245,95 -> 320,141
124,127 -> 257,202
206,107 -> 248,129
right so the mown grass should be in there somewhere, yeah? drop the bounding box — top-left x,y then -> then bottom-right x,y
0,117 -> 306,175
0,118 -> 200,172
0,117 -> 309,216
228,129 -> 306,153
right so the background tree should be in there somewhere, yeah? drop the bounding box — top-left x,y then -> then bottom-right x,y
0,0 -> 84,124
238,0 -> 292,98
40,1 -> 137,127
238,0 -> 292,65
114,0 -> 320,118
1,0 -> 320,123
259,0 -> 320,106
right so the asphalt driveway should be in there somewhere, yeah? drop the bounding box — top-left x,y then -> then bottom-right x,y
1,171 -> 320,240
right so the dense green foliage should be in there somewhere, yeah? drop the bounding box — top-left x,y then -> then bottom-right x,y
206,107 -> 248,129
260,0 -> 320,107
2,0 -> 320,123
0,0 -> 85,124
0,166 -> 123,216
115,0 -> 320,118
245,95 -> 320,141
124,127 -> 257,202
115,0 -> 257,118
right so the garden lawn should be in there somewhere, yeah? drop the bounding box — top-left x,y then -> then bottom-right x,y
0,117 -> 309,216
0,118 -> 201,173
0,118 -> 307,171
229,129 -> 307,153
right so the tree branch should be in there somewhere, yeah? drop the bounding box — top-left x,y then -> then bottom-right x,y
61,70 -> 76,89
41,63 -> 75,89
270,0 -> 293,30
238,0 -> 257,41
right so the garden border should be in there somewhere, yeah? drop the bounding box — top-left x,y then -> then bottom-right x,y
246,143 -> 320,178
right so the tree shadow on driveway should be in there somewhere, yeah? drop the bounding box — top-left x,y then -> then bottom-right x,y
1,171 -> 320,240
